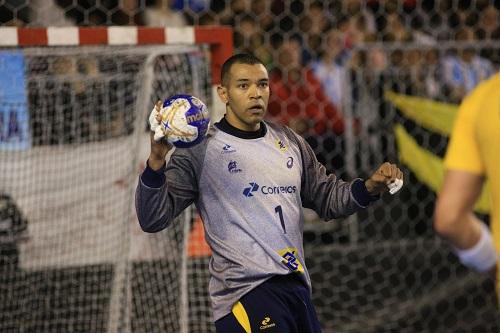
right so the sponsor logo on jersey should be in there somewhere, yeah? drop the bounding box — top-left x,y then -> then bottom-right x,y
228,160 -> 242,173
243,182 -> 259,197
260,316 -> 276,330
242,182 -> 297,197
278,247 -> 304,272
275,139 -> 288,152
221,144 -> 236,154
287,157 -> 294,169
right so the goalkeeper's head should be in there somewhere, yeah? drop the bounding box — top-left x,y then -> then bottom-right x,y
217,53 -> 270,132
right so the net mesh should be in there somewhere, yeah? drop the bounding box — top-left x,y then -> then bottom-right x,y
1,1 -> 500,332
309,40 -> 500,332
0,45 -> 213,333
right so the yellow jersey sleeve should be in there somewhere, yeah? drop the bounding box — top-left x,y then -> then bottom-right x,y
444,83 -> 487,175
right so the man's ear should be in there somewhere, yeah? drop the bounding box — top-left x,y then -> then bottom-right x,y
217,85 -> 229,104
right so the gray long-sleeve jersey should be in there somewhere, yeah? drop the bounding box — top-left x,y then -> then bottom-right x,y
135,120 -> 375,321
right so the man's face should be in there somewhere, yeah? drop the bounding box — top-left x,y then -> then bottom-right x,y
218,63 -> 270,131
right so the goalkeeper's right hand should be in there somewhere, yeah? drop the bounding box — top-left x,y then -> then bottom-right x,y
148,100 -> 172,171
149,100 -> 171,142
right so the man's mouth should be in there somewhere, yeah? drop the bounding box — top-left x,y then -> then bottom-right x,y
248,105 -> 264,111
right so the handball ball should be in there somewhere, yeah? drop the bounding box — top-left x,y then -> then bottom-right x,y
160,94 -> 210,148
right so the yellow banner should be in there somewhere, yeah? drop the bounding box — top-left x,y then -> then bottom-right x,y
385,91 -> 458,136
394,124 -> 490,214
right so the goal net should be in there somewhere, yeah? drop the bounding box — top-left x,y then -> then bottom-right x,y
0,27 -> 230,333
1,25 -> 499,333
303,41 -> 500,332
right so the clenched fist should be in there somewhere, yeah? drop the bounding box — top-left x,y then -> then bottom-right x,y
365,162 -> 404,195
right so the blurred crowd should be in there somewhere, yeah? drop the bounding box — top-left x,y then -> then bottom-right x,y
1,0 -> 499,171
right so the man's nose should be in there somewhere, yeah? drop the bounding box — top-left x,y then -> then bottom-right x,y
249,84 -> 261,98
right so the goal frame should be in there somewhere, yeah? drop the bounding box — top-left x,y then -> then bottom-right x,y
0,26 -> 232,333
0,26 -> 233,118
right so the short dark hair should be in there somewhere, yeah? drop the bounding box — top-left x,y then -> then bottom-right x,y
220,53 -> 265,86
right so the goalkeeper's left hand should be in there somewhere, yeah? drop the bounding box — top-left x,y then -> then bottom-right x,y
364,162 -> 404,195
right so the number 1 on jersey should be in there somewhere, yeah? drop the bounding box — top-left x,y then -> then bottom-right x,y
274,205 -> 286,234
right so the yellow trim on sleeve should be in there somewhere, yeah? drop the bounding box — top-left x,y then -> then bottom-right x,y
232,301 -> 252,333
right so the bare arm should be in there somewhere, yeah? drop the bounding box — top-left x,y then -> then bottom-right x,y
434,170 -> 484,249
435,170 -> 496,276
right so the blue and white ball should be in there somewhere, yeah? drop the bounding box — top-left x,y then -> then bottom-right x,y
157,94 -> 210,148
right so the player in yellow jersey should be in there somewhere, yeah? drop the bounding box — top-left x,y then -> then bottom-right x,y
435,72 -> 500,294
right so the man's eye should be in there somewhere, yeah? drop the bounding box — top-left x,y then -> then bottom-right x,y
239,84 -> 248,89
259,82 -> 268,88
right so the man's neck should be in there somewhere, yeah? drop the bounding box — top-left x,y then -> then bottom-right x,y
215,117 -> 266,139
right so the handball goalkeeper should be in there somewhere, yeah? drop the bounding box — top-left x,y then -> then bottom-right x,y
136,53 -> 404,333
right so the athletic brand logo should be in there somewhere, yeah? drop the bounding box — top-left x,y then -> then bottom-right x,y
228,160 -> 242,173
287,157 -> 294,169
221,144 -> 236,154
242,181 -> 297,197
275,139 -> 288,152
260,317 -> 276,330
186,110 -> 208,123
243,182 -> 259,197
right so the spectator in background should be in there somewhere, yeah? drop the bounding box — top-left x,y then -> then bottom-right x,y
226,13 -> 273,68
476,5 -> 500,40
49,57 -> 76,144
422,1 -> 453,41
54,0 -> 142,25
197,11 -> 217,25
299,1 -> 330,37
143,0 -> 187,27
421,49 -> 443,99
346,34 -> 388,168
311,29 -> 348,112
116,0 -> 142,25
170,0 -> 209,13
340,0 -> 376,34
442,27 -> 494,103
381,30 -> 418,96
219,0 -> 249,25
475,4 -> 500,63
232,14 -> 259,51
335,0 -> 376,47
30,0 -> 74,26
75,57 -> 103,141
267,39 -> 347,173
404,48 -> 425,93
28,56 -> 110,145
251,0 -> 274,32
268,39 -> 345,136
447,0 -> 480,31
298,1 -> 331,64
383,12 -> 412,42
